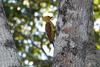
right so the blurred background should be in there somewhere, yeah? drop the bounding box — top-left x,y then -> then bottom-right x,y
2,0 -> 100,67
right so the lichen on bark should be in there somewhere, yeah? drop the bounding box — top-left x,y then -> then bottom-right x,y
53,0 -> 99,67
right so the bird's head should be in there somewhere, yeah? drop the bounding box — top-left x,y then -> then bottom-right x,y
42,16 -> 52,22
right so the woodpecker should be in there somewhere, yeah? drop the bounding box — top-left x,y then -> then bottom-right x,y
42,16 -> 56,46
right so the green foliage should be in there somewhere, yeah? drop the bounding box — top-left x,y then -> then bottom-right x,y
3,0 -> 58,67
93,0 -> 100,49
93,0 -> 100,19
2,0 -> 100,67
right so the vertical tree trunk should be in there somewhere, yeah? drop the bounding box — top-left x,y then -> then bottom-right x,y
0,2 -> 20,67
53,0 -> 100,67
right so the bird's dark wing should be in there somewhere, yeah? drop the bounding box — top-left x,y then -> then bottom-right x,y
45,23 -> 53,43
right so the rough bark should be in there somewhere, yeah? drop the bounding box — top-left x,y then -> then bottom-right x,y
0,2 -> 20,67
53,0 -> 100,67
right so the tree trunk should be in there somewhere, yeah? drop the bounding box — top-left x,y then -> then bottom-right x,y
53,0 -> 100,67
0,2 -> 20,67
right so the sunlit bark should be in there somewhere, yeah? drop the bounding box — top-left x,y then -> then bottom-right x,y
0,2 -> 20,67
53,0 -> 100,67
